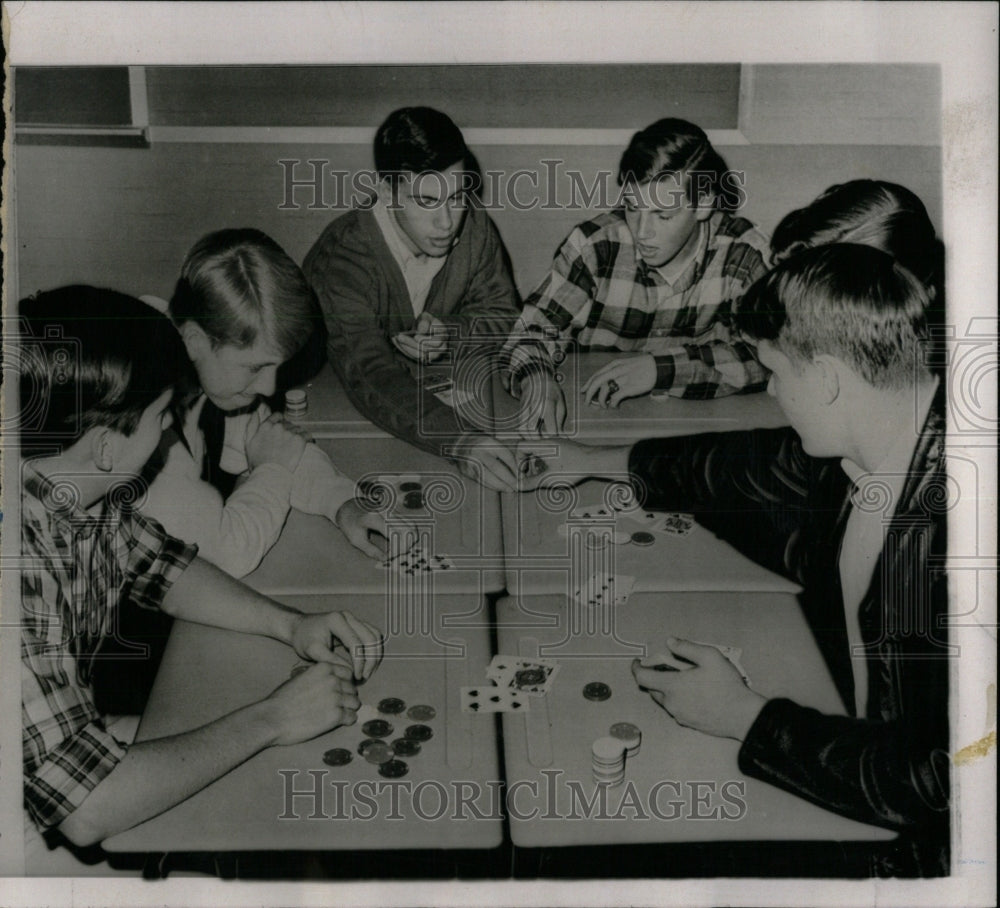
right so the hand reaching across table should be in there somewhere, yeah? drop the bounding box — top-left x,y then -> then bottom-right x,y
391,312 -> 449,363
581,354 -> 657,408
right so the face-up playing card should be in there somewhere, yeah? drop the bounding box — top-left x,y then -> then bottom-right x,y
644,642 -> 750,684
572,570 -> 635,609
569,504 -> 615,521
628,511 -> 694,535
378,542 -> 455,574
518,453 -> 549,478
460,685 -> 531,713
486,655 -> 560,696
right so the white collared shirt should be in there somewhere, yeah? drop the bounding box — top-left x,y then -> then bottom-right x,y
838,379 -> 938,716
371,196 -> 448,317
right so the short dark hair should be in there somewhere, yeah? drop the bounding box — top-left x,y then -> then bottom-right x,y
770,180 -> 943,296
18,286 -> 195,454
374,107 -> 474,184
617,118 -> 734,210
169,228 -> 322,361
736,244 -> 929,389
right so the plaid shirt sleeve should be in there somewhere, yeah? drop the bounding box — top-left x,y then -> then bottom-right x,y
23,504 -> 196,830
500,225 -> 600,397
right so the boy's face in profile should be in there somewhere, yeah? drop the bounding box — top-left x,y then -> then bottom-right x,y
384,162 -> 468,258
188,333 -> 284,411
757,339 -> 840,459
110,388 -> 175,476
623,173 -> 712,269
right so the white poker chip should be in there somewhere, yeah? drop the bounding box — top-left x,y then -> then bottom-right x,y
592,736 -> 627,762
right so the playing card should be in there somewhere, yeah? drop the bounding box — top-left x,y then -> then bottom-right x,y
645,642 -> 750,684
460,685 -> 531,714
519,453 -> 549,478
568,504 -> 615,521
572,570 -> 635,609
486,655 -> 559,696
378,542 -> 455,573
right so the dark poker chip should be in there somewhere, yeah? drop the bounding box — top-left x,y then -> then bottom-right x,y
515,668 -> 546,687
322,747 -> 353,767
630,531 -> 655,546
378,697 -> 407,715
357,738 -> 380,757
403,491 -> 424,509
406,704 -> 436,721
399,481 -> 423,492
404,724 -> 434,742
583,681 -> 612,702
378,759 -> 409,778
361,719 -> 394,738
391,737 -> 422,757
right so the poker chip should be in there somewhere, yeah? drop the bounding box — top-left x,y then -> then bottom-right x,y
515,668 -> 546,687
583,681 -> 612,702
284,388 -> 308,418
403,490 -> 424,509
362,740 -> 395,764
322,747 -> 353,767
399,481 -> 422,493
391,737 -> 422,757
609,722 -> 642,757
591,736 -> 627,787
357,738 -> 380,757
361,719 -> 394,738
630,531 -> 655,546
378,759 -> 409,778
407,704 -> 436,722
378,697 -> 406,715
404,724 -> 434,741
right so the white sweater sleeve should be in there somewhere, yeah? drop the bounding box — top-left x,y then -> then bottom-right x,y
142,400 -> 296,578
289,442 -> 358,523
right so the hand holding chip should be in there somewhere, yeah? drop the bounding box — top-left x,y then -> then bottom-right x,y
265,662 -> 362,746
581,354 -> 657,408
291,609 -> 384,682
631,637 -> 766,741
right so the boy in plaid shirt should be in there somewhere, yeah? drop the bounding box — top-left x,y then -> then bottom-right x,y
501,118 -> 770,435
18,287 -> 382,861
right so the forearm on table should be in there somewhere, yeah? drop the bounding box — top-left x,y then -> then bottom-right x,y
160,556 -> 300,643
59,698 -> 280,846
289,443 -> 358,522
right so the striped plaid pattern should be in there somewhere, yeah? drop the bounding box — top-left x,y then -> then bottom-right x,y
21,468 -> 196,831
502,209 -> 771,399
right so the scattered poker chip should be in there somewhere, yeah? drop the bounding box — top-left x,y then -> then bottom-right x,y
362,719 -> 394,738
406,704 -> 436,722
404,724 -> 434,742
583,681 -> 612,702
391,737 -> 422,757
630,531 -> 655,546
378,697 -> 407,715
362,740 -> 394,764
378,759 -> 409,778
609,722 -> 642,742
357,739 -> 380,757
322,747 -> 353,767
403,490 -> 424,509
399,481 -> 422,493
515,668 -> 546,687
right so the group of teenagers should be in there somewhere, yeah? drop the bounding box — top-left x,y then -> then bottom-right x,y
19,107 -> 949,876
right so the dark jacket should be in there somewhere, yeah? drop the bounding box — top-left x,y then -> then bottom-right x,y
628,384 -> 949,876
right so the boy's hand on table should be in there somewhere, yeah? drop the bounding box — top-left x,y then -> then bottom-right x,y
291,609 -> 384,681
631,637 -> 767,741
335,497 -> 414,560
582,354 -> 657,408
246,413 -> 310,473
517,371 -> 567,437
392,313 -> 448,363
454,435 -> 520,493
264,662 -> 361,746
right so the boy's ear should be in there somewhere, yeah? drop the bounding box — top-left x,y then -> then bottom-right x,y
179,321 -> 210,360
812,354 -> 842,405
89,427 -> 116,473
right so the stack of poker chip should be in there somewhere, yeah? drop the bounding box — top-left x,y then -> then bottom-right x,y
591,736 -> 627,787
284,388 -> 308,420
